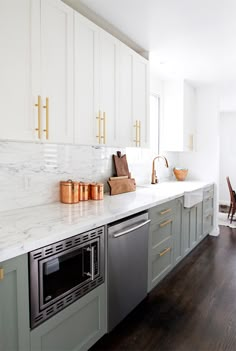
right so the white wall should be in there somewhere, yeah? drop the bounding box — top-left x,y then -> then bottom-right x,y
219,112 -> 236,205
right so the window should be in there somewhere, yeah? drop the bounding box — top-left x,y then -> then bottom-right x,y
150,93 -> 160,153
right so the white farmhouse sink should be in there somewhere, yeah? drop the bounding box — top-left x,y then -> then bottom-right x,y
184,188 -> 203,208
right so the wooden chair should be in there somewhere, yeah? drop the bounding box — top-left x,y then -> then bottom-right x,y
226,176 -> 236,223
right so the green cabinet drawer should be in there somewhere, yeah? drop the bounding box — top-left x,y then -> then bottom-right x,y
149,199 -> 177,223
150,216 -> 174,247
150,237 -> 173,288
203,185 -> 214,200
203,196 -> 214,213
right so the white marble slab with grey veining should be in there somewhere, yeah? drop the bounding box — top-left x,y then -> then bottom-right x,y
0,181 -> 213,262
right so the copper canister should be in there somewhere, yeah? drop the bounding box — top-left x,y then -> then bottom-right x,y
79,182 -> 90,201
91,182 -> 104,200
60,179 -> 79,204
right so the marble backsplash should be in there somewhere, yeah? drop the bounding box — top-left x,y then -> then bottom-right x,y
0,141 -> 177,212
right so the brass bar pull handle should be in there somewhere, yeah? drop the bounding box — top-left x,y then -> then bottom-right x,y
96,110 -> 101,143
159,219 -> 172,228
133,120 -> 138,146
159,247 -> 171,257
35,95 -> 41,139
43,97 -> 49,140
0,268 -> 4,281
160,208 -> 172,215
138,120 -> 141,146
101,111 -> 106,144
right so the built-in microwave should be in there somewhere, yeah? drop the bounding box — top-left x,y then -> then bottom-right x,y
29,226 -> 105,329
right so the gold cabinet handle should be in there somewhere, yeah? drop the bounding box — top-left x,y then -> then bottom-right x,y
138,120 -> 141,146
0,268 -> 4,281
133,120 -> 138,146
159,247 -> 171,257
43,97 -> 49,140
159,219 -> 172,228
101,111 -> 106,144
160,208 -> 172,215
35,95 -> 41,139
96,110 -> 101,143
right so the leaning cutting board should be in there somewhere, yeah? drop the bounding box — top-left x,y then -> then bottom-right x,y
113,151 -> 131,178
107,178 -> 136,195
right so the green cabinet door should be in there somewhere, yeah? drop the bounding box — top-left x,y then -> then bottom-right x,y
30,283 -> 107,351
173,197 -> 183,265
0,254 -> 30,351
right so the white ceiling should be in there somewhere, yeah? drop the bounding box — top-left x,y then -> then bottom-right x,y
75,0 -> 236,84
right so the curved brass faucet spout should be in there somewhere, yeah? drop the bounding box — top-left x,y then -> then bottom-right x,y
151,155 -> 169,184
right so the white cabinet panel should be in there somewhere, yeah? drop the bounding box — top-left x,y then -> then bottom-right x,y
133,55 -> 149,148
99,30 -> 119,146
162,79 -> 196,152
33,0 -> 74,143
74,13 -> 99,145
0,0 -> 34,141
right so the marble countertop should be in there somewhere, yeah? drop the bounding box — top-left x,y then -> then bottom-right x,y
0,180 -> 213,262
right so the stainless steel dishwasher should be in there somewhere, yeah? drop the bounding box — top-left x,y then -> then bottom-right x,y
108,211 -> 151,331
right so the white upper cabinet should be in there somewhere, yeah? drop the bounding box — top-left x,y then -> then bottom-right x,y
0,0 -> 34,141
118,44 -> 133,147
99,29 -> 119,146
74,12 -> 149,148
0,0 -> 149,147
162,80 -> 196,152
118,44 -> 150,147
74,14 -> 119,146
0,0 -> 73,143
74,13 -> 99,145
32,0 -> 74,143
133,54 -> 149,148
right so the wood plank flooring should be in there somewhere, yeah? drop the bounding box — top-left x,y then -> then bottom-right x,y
90,226 -> 236,351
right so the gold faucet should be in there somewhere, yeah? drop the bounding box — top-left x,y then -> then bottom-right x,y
151,155 -> 169,184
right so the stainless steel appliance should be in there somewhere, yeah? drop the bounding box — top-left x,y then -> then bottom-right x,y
29,226 -> 105,329
108,212 -> 150,331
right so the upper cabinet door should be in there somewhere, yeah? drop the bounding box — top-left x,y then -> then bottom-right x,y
133,54 -> 150,148
99,29 -> 119,146
118,44 -> 133,147
74,13 -> 100,145
0,0 -> 34,141
39,0 -> 74,143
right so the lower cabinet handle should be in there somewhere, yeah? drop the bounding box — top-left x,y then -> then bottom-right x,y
160,208 -> 171,215
159,247 -> 171,257
160,219 -> 172,228
0,268 -> 4,280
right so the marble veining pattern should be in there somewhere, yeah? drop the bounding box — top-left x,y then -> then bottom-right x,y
0,181 -> 212,262
0,141 -> 177,212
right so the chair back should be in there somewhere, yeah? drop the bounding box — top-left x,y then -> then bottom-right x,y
226,176 -> 235,203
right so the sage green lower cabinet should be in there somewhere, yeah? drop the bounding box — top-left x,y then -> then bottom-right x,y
30,283 -> 106,351
182,202 -> 203,257
0,254 -> 30,351
148,199 -> 178,291
203,185 -> 214,237
173,197 -> 183,265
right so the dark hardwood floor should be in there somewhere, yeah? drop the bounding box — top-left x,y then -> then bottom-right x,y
90,226 -> 236,351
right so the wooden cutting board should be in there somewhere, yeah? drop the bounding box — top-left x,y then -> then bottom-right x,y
113,151 -> 131,178
107,178 -> 136,195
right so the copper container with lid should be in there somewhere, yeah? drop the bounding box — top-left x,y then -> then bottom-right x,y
90,182 -> 104,200
60,179 -> 79,204
79,182 -> 90,201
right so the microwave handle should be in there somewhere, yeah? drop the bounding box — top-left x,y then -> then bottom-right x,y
85,246 -> 95,281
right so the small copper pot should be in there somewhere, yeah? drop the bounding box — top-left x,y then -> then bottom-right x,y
79,182 -> 90,201
60,179 -> 79,204
90,183 -> 104,200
